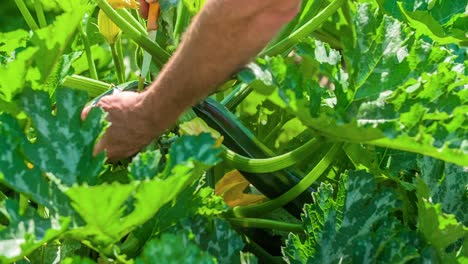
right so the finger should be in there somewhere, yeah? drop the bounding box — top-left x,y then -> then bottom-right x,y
139,0 -> 149,18
93,134 -> 107,157
81,105 -> 92,120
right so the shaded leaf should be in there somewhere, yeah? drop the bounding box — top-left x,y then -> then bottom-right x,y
135,233 -> 214,264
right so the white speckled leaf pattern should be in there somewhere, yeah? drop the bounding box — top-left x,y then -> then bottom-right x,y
21,88 -> 106,186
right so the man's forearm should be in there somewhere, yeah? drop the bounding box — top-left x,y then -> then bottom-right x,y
141,0 -> 300,127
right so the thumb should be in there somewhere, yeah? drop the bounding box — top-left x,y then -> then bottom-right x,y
81,105 -> 92,120
139,0 -> 149,18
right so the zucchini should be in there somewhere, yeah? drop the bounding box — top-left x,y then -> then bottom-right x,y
194,98 -> 315,217
90,82 -> 316,217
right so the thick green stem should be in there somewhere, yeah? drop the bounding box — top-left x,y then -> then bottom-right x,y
96,0 -> 170,67
34,0 -> 47,28
63,75 -> 111,97
15,0 -> 40,30
110,42 -> 125,84
221,84 -> 252,110
231,144 -> 341,217
79,24 -> 98,80
263,117 -> 286,145
222,138 -> 322,173
228,218 -> 303,233
116,8 -> 146,35
261,0 -> 345,57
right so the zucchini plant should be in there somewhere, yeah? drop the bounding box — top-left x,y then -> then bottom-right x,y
0,0 -> 466,263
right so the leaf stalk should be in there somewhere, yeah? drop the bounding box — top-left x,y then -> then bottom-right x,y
231,144 -> 341,217
34,0 -> 47,28
261,0 -> 345,57
222,138 -> 322,173
14,0 -> 40,30
228,218 -> 303,233
79,23 -> 99,80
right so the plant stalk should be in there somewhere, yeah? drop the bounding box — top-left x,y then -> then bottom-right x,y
261,0 -> 345,57
62,75 -> 112,97
221,84 -> 252,110
34,0 -> 47,28
231,144 -> 341,217
222,138 -> 322,173
117,37 -> 126,80
228,218 -> 303,233
15,0 -> 40,30
79,23 -> 99,80
116,8 -> 146,35
110,42 -> 125,84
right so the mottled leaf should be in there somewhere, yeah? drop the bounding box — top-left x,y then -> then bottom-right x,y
135,233 -> 214,264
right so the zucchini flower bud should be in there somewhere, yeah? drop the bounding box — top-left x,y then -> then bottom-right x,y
98,9 -> 121,45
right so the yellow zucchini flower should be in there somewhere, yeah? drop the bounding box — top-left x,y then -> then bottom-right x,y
98,9 -> 121,44
107,0 -> 139,9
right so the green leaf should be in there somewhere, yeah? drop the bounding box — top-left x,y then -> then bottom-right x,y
135,233 -> 214,264
129,150 -> 162,180
0,88 -> 108,260
0,1 -> 93,107
0,113 -> 75,216
0,47 -> 38,103
65,165 -> 192,245
0,29 -> 29,58
27,240 -> 62,264
171,216 -> 244,263
123,183 -> 227,257
21,88 -> 106,186
378,0 -> 468,45
43,52 -> 83,97
65,135 -> 221,246
31,1 -> 93,85
416,178 -> 468,262
0,200 -> 70,263
417,156 -> 468,225
282,181 -> 344,263
165,133 -> 222,174
284,171 -> 421,263
153,184 -> 227,235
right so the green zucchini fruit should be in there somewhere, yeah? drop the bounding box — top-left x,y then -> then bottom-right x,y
193,98 -> 315,217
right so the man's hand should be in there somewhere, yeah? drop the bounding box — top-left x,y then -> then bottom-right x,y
138,0 -> 157,18
81,91 -> 160,161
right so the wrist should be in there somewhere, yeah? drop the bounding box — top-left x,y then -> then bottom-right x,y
138,85 -> 186,136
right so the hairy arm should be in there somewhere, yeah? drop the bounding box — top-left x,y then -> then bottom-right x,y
88,0 -> 301,160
